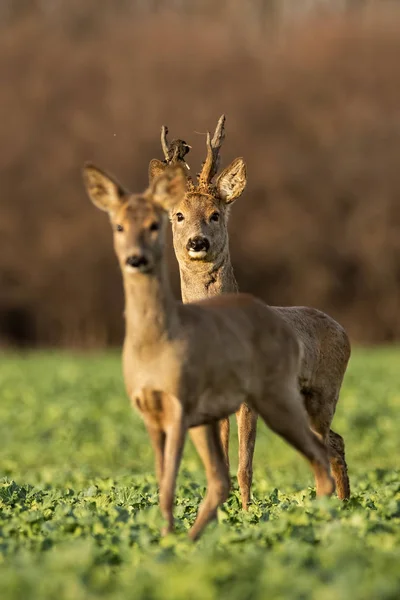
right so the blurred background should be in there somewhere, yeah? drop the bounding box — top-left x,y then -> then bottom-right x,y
1,0 -> 400,348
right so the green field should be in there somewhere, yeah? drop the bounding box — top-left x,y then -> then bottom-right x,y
0,349 -> 399,600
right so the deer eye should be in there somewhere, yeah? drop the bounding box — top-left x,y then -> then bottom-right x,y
176,212 -> 184,222
210,212 -> 220,222
116,224 -> 124,232
149,221 -> 159,232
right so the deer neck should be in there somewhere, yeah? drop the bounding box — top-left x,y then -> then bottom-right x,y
123,264 -> 178,353
179,252 -> 238,303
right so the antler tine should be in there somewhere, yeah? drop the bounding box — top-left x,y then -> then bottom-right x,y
209,114 -> 226,180
160,125 -> 170,161
199,131 -> 213,187
198,114 -> 226,186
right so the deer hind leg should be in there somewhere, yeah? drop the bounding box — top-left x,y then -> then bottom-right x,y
328,429 -> 350,500
188,423 -> 230,541
219,417 -> 230,471
251,385 -> 335,497
236,403 -> 258,511
304,390 -> 350,500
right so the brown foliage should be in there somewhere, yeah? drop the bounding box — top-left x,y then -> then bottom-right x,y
1,5 -> 400,346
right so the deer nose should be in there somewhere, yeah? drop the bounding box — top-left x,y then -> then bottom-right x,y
126,254 -> 149,269
187,236 -> 210,253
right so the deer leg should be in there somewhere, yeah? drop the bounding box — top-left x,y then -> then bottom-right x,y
236,403 -> 258,510
145,423 -> 166,488
251,385 -> 335,497
188,423 -> 230,541
304,390 -> 350,500
159,419 -> 187,536
219,418 -> 230,470
328,429 -> 350,500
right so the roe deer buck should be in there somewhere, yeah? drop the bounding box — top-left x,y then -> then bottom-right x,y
82,162 -> 334,540
149,116 -> 351,509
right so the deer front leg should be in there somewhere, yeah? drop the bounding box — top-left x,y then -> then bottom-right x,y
236,403 -> 258,510
159,404 -> 187,536
145,423 -> 166,489
189,423 -> 230,541
219,418 -> 230,470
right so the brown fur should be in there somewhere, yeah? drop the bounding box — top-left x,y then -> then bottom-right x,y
82,162 -> 334,540
149,116 -> 351,508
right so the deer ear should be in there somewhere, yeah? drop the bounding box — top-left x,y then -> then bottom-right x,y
216,158 -> 247,204
148,159 -> 167,183
151,165 -> 187,212
82,163 -> 127,212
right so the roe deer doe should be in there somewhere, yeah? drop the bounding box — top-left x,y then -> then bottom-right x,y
149,116 -> 351,509
82,162 -> 334,540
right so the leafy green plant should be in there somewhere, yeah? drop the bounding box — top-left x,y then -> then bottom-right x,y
0,349 -> 399,599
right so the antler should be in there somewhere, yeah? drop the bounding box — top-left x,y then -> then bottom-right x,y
198,114 -> 226,187
160,125 -> 191,170
161,125 -> 170,161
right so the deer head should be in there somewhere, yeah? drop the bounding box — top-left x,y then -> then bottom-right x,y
149,116 -> 247,266
82,163 -> 187,276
